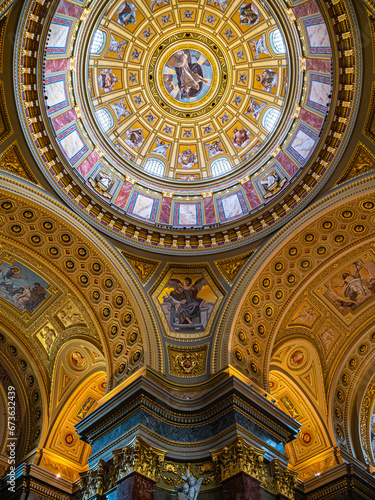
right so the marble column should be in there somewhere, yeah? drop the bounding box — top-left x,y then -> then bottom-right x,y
116,472 -> 155,500
222,472 -> 261,500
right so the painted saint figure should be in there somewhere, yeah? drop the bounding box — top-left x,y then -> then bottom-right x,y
239,3 -> 260,26
98,69 -> 119,92
256,69 -> 278,92
110,99 -> 131,121
163,277 -> 207,326
41,326 -> 57,353
117,2 -> 137,26
232,128 -> 251,148
341,262 -> 368,302
205,140 -> 223,159
124,128 -> 144,149
178,148 -> 198,169
152,138 -> 170,158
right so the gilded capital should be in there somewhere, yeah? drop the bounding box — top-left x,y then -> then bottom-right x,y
114,436 -> 167,483
269,459 -> 297,500
211,436 -> 266,484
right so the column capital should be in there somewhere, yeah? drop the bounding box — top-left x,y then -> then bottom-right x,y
113,436 -> 167,483
211,436 -> 266,484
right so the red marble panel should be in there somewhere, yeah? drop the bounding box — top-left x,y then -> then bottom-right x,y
57,0 -> 84,18
203,197 -> 216,224
306,59 -> 331,73
77,151 -> 99,178
292,0 -> 319,18
52,108 -> 77,132
276,150 -> 299,178
116,472 -> 155,500
242,180 -> 261,209
159,196 -> 172,224
45,59 -> 70,74
299,108 -> 324,131
114,181 -> 133,209
222,472 -> 261,500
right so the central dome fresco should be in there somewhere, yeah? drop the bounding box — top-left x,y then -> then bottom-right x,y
84,0 -> 290,183
15,0 -> 354,253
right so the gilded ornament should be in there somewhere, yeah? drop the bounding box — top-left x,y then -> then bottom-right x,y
122,251 -> 160,285
168,344 -> 208,377
211,436 -> 266,484
214,251 -> 253,285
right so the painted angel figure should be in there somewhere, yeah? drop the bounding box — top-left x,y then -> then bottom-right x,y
106,35 -> 127,60
110,99 -> 131,121
152,138 -> 170,158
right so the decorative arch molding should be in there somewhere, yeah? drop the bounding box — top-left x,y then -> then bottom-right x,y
36,370 -> 107,482
0,172 -> 162,381
212,173 -> 375,386
268,370 -> 340,481
0,329 -> 46,466
329,320 -> 375,464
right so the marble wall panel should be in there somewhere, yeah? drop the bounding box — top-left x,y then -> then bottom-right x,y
52,108 -> 77,132
77,151 -> 100,178
57,0 -> 84,18
292,0 -> 319,18
127,192 -> 158,222
44,74 -> 68,115
204,197 -> 216,224
287,124 -> 318,166
45,17 -> 72,56
276,150 -> 299,178
57,125 -> 88,165
45,58 -> 70,74
114,181 -> 133,209
242,180 -> 261,209
159,196 -> 172,224
299,109 -> 323,131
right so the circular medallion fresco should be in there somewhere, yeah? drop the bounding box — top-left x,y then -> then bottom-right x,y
15,0 -> 359,253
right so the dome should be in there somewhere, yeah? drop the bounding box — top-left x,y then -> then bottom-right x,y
15,0 -> 356,254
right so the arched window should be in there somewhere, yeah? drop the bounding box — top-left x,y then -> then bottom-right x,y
270,29 -> 286,54
262,108 -> 281,132
95,108 -> 113,133
211,158 -> 232,177
90,29 -> 106,54
144,158 -> 165,177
